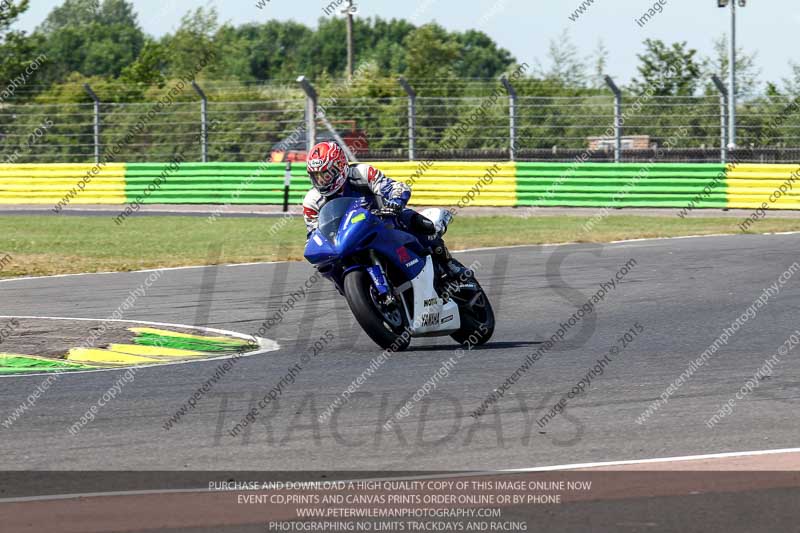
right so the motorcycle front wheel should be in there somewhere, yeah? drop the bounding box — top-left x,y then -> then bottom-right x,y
344,270 -> 411,352
449,267 -> 495,347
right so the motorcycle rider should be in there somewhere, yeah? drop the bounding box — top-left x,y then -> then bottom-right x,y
302,140 -> 465,278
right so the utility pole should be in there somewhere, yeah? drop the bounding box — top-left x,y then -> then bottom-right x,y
343,0 -> 357,81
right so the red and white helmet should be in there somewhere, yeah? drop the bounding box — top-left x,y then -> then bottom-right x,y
307,141 -> 347,197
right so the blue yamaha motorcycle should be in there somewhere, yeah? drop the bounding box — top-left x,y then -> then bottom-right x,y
304,197 -> 494,351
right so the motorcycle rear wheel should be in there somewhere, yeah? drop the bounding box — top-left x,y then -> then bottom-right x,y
344,270 -> 411,352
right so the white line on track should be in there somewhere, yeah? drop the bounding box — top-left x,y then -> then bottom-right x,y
426,230 -> 800,253
502,446 -> 800,472
2,231 -> 798,285
1,446 -> 798,504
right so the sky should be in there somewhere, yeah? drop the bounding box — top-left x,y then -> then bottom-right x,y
13,0 -> 800,87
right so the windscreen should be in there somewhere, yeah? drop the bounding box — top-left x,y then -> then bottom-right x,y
317,197 -> 358,243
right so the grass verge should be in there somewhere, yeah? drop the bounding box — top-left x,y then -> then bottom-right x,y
0,214 -> 797,277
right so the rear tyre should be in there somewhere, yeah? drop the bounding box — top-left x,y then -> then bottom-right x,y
344,269 -> 411,351
449,270 -> 495,347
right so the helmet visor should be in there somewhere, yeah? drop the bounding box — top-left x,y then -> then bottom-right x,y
309,168 -> 340,193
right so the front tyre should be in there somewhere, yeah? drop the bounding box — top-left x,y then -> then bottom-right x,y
344,270 -> 411,351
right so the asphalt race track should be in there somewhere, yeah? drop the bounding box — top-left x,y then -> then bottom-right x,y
1,233 -> 799,473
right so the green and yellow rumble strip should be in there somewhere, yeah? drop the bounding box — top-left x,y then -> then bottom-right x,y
0,354 -> 93,375
0,326 -> 257,376
129,327 -> 254,353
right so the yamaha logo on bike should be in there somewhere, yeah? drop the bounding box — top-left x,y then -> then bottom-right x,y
420,313 -> 440,327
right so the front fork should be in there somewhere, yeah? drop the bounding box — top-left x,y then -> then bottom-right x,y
366,251 -> 391,299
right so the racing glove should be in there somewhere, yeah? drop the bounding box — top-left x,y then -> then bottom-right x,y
380,198 -> 403,217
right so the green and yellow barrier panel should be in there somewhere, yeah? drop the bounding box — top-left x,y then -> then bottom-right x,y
726,163 -> 800,210
0,163 -> 126,204
126,161 -> 516,207
0,161 -> 799,210
125,162 -> 311,204
516,162 -> 728,208
371,161 -> 517,207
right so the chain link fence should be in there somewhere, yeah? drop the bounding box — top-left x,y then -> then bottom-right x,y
1,77 -> 799,164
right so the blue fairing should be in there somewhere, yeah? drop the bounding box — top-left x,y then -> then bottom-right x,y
304,197 -> 429,289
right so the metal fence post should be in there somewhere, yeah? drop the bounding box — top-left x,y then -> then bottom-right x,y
604,75 -> 622,163
283,159 -> 292,212
500,76 -> 517,161
711,75 -> 729,164
191,81 -> 208,162
398,77 -> 416,160
297,76 -> 317,152
83,83 -> 100,164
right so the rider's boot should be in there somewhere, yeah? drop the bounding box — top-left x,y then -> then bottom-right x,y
430,238 -> 469,280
